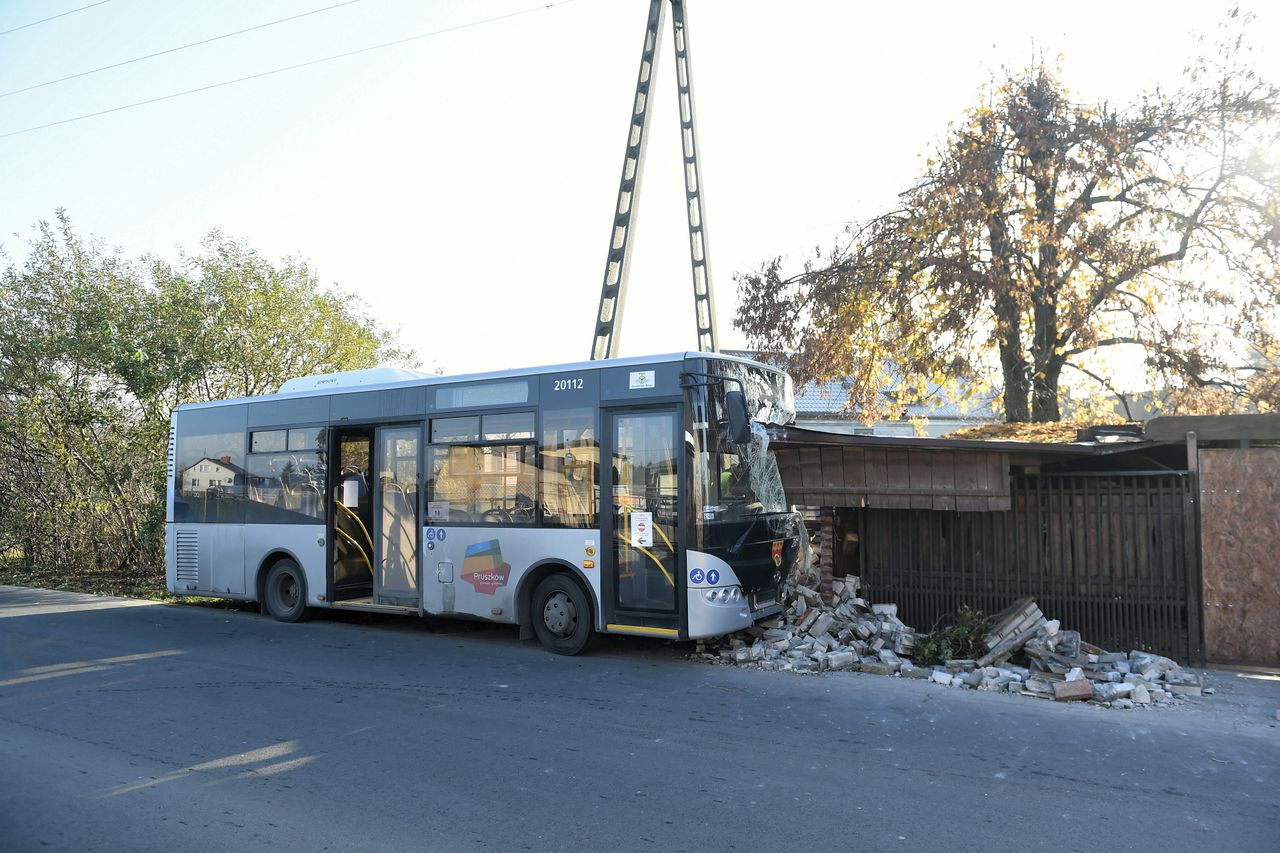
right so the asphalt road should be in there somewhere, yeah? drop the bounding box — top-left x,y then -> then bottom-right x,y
1,586 -> 1277,853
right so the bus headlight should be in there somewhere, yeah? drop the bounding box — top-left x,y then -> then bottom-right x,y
703,586 -> 743,603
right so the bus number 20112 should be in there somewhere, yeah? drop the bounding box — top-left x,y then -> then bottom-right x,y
553,377 -> 584,391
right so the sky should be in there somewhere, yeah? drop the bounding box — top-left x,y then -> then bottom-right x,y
1,0 -> 1277,378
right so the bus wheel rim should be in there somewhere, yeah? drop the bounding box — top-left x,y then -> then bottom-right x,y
542,591 -> 576,637
276,574 -> 298,610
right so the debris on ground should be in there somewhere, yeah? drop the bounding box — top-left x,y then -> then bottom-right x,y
695,581 -> 1208,709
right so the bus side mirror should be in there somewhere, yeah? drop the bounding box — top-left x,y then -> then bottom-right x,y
725,390 -> 752,445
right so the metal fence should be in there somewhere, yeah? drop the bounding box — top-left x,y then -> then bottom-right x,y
848,472 -> 1202,662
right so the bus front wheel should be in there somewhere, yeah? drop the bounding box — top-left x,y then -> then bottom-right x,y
531,573 -> 594,656
264,559 -> 310,623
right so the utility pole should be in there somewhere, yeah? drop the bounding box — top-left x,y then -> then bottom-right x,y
590,0 -> 717,360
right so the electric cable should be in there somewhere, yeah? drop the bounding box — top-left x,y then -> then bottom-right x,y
0,0 -> 576,141
0,0 -> 366,100
0,1 -> 110,38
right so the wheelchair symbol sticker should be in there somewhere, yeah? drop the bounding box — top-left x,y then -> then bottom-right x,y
426,528 -> 436,541
707,569 -> 720,585
689,568 -> 705,584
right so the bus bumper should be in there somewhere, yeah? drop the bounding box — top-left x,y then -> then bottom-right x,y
685,550 -> 752,639
686,588 -> 752,640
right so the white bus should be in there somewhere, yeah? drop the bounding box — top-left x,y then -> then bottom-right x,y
166,352 -> 801,654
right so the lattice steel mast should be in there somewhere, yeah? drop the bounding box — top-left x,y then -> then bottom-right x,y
590,0 -> 717,360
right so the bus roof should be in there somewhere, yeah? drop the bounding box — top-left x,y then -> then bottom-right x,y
176,351 -> 784,411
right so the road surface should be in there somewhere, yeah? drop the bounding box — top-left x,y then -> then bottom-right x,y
1,585 -> 1277,852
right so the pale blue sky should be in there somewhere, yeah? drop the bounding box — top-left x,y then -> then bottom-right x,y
1,0 -> 1276,376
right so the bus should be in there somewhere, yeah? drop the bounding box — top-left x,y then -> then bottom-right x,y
166,352 -> 801,654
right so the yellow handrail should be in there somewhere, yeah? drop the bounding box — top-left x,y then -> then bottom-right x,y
618,504 -> 676,551
334,500 -> 374,555
614,529 -> 675,588
334,526 -> 374,576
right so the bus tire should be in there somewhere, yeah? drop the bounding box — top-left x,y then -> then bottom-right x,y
264,559 -> 309,623
531,573 -> 593,656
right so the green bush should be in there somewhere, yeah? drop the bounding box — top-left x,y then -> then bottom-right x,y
913,606 -> 990,666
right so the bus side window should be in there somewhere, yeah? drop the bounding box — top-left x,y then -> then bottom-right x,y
540,408 -> 598,529
426,419 -> 537,525
174,407 -> 247,524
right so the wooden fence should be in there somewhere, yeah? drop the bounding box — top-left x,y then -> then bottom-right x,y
845,472 -> 1202,662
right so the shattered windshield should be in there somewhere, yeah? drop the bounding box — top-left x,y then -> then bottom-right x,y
689,360 -> 794,523
714,359 -> 796,427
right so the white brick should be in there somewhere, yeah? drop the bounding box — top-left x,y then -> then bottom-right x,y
808,613 -> 835,638
828,651 -> 856,671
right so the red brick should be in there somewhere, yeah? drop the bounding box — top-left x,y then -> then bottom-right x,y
1053,679 -> 1094,702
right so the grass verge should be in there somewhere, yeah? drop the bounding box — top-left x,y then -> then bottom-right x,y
0,563 -> 254,610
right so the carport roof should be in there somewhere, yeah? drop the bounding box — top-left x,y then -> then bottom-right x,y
769,423 -> 1100,456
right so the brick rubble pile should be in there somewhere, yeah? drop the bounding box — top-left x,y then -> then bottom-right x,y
697,580 -> 1209,709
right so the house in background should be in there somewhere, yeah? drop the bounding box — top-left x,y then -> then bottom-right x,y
724,350 -> 999,437
180,456 -> 246,493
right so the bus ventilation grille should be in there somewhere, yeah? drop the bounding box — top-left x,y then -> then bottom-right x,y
175,530 -> 199,586
167,425 -> 176,480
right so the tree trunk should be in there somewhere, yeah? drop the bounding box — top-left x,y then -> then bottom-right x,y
1032,361 -> 1063,421
986,209 -> 1029,422
1030,170 -> 1062,423
994,293 -> 1030,421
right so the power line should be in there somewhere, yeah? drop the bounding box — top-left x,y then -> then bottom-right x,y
0,1 -> 110,38
0,1 -> 576,141
1,0 -> 366,100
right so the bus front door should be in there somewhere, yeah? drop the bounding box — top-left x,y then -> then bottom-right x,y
374,425 -> 422,608
603,408 -> 681,635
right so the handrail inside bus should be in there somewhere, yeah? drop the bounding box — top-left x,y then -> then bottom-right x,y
614,532 -> 675,588
333,526 -> 374,576
334,500 -> 375,555
619,504 -> 675,552
614,505 -> 676,588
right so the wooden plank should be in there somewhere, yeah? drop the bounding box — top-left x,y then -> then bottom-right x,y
908,450 -> 933,510
864,448 -> 887,507
931,450 -> 956,511
883,449 -> 912,509
820,446 -> 843,489
987,452 -> 1011,511
776,448 -> 802,495
1145,413 -> 1280,442
953,453 -> 981,511
799,447 -> 823,489
842,447 -> 866,492
973,452 -> 992,511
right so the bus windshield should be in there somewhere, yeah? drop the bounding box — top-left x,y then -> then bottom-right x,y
689,362 -> 794,525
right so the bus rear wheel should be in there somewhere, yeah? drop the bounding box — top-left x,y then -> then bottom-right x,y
531,573 -> 593,656
264,559 -> 309,623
